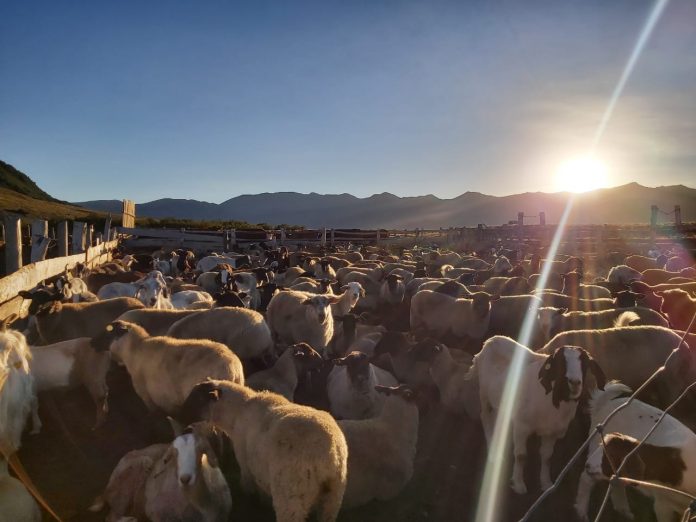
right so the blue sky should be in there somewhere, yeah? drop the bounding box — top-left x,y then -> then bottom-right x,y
1,0 -> 694,203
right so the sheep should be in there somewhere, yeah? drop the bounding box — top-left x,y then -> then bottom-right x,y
431,279 -> 471,298
246,343 -> 323,400
167,307 -> 274,361
273,266 -> 306,286
655,288 -> 696,331
535,306 -> 669,344
328,282 -> 364,317
379,273 -> 405,306
560,271 -> 612,299
179,379 -> 348,522
315,259 -> 337,280
117,308 -> 201,336
330,314 -> 386,358
212,289 -> 250,309
410,290 -> 497,340
539,325 -> 695,407
371,332 -> 432,388
30,337 -> 111,428
607,264 -> 643,285
169,290 -> 214,310
54,275 -> 98,303
0,459 -> 40,522
327,351 -> 398,420
338,384 -> 419,508
414,341 -> 478,418
266,290 -> 341,356
230,268 -> 273,310
612,289 -> 645,308
483,276 -> 530,296
91,320 -> 244,414
0,318 -> 40,456
575,383 -> 696,522
624,253 -> 668,272
487,294 -> 544,343
665,255 -> 693,272
195,270 -> 232,295
539,256 -> 584,276
290,279 -> 333,294
534,291 -> 614,312
642,267 -> 696,286
84,270 -> 143,294
529,272 -> 564,292
98,270 -> 169,308
196,254 -> 250,272
469,335 -> 605,494
336,266 -> 384,285
18,296 -> 144,344
90,421 -> 232,522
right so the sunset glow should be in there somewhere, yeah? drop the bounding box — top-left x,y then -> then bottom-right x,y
554,155 -> 609,193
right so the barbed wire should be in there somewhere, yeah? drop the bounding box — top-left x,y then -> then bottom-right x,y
520,307 -> 696,522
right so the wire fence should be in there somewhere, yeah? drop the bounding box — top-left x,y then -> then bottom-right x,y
519,307 -> 696,522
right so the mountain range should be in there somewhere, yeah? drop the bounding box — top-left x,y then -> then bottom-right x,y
75,183 -> 695,228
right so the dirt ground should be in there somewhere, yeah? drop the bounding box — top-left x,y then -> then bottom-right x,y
16,364 -> 656,522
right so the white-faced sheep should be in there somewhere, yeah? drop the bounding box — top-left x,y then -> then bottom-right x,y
91,321 -> 244,414
469,335 -> 605,494
90,421 -> 232,522
167,307 -> 274,361
539,325 -> 695,407
246,343 -> 323,401
379,274 -> 405,306
338,384 -> 419,508
327,351 -> 398,420
179,379 -> 348,522
266,290 -> 341,356
330,282 -> 365,317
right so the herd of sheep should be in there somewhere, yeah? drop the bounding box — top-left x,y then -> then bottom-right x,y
1,241 -> 696,521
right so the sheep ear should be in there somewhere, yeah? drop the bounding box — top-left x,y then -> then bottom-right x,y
582,351 -> 606,391
538,356 -> 555,395
333,356 -> 348,366
167,416 -> 184,437
18,290 -> 34,299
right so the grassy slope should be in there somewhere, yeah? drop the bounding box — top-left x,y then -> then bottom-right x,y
0,187 -> 104,221
0,160 -> 60,202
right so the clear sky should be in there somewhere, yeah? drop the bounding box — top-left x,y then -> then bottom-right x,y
1,0 -> 694,203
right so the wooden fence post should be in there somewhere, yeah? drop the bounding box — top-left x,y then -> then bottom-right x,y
86,224 -> 94,248
72,221 -> 86,254
3,215 -> 22,274
376,229 -> 381,245
330,229 -> 335,246
675,205 -> 682,227
539,212 -> 546,226
321,228 -> 327,247
230,229 -> 236,250
57,221 -> 69,256
30,219 -> 50,263
518,211 -> 524,243
103,215 -> 112,241
650,205 -> 658,228
280,229 -> 286,246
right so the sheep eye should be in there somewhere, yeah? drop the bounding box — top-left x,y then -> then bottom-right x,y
106,324 -> 113,332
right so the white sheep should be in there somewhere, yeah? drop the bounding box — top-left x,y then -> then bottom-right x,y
575,383 -> 696,522
607,264 -> 643,285
30,337 -> 111,428
246,343 -> 323,401
0,458 -> 40,522
410,290 -> 497,340
327,351 -> 398,420
338,384 -> 419,508
167,307 -> 274,361
266,290 -> 341,356
379,274 -> 405,306
90,421 -> 232,522
168,290 -> 214,310
330,282 -> 365,317
91,321 -> 244,414
180,379 -> 348,522
469,335 -> 605,494
0,318 -> 40,456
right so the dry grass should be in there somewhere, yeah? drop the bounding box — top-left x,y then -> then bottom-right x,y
0,188 -> 105,221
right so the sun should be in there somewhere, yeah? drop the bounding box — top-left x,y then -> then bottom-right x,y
553,155 -> 609,193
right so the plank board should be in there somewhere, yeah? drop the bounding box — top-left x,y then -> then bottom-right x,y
0,239 -> 119,317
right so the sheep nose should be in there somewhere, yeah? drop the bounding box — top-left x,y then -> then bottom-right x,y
180,473 -> 192,485
569,379 -> 581,387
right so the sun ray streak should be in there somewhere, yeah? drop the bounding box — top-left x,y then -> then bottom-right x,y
591,0 -> 669,150
474,198 -> 575,522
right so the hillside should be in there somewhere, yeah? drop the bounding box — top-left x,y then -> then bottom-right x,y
0,160 -> 59,202
75,183 -> 696,228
